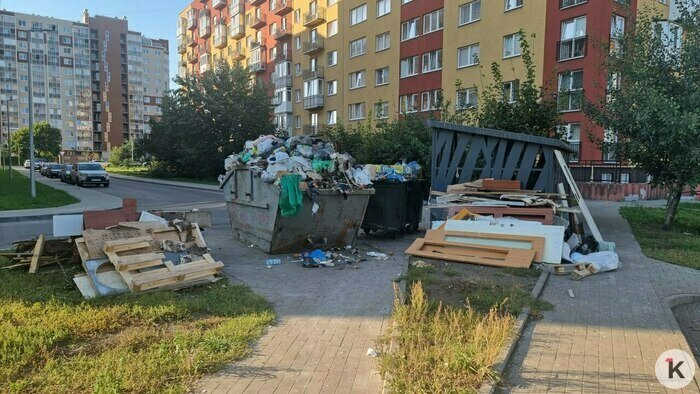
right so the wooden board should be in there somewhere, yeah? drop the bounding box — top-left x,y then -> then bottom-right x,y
104,235 -> 155,251
28,234 -> 45,274
482,179 -> 521,190
405,238 -> 535,268
458,206 -> 554,225
554,150 -> 603,242
114,252 -> 166,272
425,229 -> 546,263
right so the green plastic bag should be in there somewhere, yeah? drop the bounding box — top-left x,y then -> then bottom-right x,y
279,174 -> 304,217
312,160 -> 335,173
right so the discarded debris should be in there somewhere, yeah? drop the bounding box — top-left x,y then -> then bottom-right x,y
367,348 -> 379,357
367,252 -> 389,260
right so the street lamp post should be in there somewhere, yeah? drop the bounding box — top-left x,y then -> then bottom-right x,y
27,26 -> 56,198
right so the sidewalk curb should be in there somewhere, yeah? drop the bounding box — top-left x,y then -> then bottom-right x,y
478,269 -> 550,394
109,174 -> 221,192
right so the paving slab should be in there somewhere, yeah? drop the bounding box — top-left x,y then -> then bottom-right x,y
502,200 -> 700,393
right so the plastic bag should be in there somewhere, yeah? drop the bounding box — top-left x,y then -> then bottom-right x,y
351,168 -> 372,186
312,159 -> 335,173
296,144 -> 313,158
570,251 -> 619,273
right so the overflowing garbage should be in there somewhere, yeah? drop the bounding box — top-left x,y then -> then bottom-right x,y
222,135 -> 374,189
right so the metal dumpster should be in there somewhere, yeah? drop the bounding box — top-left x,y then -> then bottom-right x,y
361,180 -> 428,235
221,167 -> 374,254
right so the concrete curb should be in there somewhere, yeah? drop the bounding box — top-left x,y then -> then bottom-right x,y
478,269 -> 550,394
109,174 -> 221,192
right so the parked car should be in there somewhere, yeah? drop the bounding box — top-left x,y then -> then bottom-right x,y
33,158 -> 47,171
23,160 -> 31,169
46,163 -> 66,179
70,162 -> 109,187
39,162 -> 56,176
60,164 -> 73,183
93,160 -> 110,169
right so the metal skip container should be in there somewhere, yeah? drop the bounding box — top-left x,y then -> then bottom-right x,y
221,167 -> 375,254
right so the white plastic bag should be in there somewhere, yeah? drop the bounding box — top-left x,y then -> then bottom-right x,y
570,251 -> 620,273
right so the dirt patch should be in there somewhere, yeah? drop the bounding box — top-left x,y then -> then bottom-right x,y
673,302 -> 700,363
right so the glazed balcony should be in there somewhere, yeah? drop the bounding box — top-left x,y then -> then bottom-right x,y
200,23 -> 212,39
214,25 -> 228,48
303,7 -> 326,27
187,10 -> 198,30
249,61 -> 266,73
230,23 -> 245,39
249,12 -> 267,29
213,0 -> 227,9
272,0 -> 293,15
177,41 -> 187,53
230,0 -> 244,15
303,37 -> 324,54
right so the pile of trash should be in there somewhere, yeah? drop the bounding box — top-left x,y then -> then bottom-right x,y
222,135 -> 373,189
364,162 -> 422,182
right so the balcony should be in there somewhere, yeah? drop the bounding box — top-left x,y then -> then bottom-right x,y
187,52 -> 198,63
274,74 -> 292,88
249,13 -> 267,29
187,10 -> 198,30
274,100 -> 292,114
274,51 -> 289,63
272,27 -> 291,40
303,95 -> 324,110
272,0 -> 293,15
230,23 -> 245,39
302,66 -> 324,80
247,0 -> 265,6
177,42 -> 187,53
303,37 -> 324,54
213,0 -> 227,9
187,35 -> 197,47
249,61 -> 266,73
214,25 -> 228,48
229,47 -> 245,60
230,0 -> 244,15
303,7 -> 326,27
200,23 -> 212,39
303,125 -> 320,135
557,36 -> 587,61
200,55 -> 211,73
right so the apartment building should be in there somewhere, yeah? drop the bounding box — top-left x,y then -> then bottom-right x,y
0,9 -> 168,160
177,0 -> 671,169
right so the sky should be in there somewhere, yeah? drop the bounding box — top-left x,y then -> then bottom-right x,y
1,0 -> 188,89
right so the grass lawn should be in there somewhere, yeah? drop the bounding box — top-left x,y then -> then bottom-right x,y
108,166 -> 219,186
377,260 -> 551,392
0,255 -> 274,393
620,202 -> 700,269
0,170 -> 79,211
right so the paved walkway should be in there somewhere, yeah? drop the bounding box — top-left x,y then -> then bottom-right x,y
0,169 -> 122,220
195,226 -> 413,394
109,173 -> 220,191
503,201 -> 700,393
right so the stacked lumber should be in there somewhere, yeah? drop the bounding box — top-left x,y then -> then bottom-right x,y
1,236 -> 75,272
436,178 -> 565,211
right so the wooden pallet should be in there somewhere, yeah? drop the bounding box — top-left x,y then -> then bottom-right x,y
547,263 -> 587,275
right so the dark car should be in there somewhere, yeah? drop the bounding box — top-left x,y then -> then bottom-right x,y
60,164 -> 73,183
46,163 -> 66,179
70,162 -> 110,187
39,162 -> 56,176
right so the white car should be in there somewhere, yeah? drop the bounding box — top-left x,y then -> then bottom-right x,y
23,160 -> 31,169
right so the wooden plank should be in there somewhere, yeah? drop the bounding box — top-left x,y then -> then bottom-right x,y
135,269 -> 221,292
482,179 -> 521,190
109,241 -> 152,254
130,260 -> 223,291
103,235 -> 154,252
425,229 -> 546,263
116,252 -> 166,265
192,223 -> 206,248
457,206 -> 555,225
75,238 -> 90,263
28,234 -> 45,274
405,238 -> 534,268
554,150 -> 603,242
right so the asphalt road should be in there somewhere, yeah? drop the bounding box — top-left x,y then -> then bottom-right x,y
0,177 -> 229,248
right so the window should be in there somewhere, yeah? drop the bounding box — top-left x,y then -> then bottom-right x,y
422,49 -> 442,72
503,33 -> 521,58
561,16 -> 587,40
327,50 -> 338,66
375,67 -> 389,85
603,129 -> 617,162
375,32 -> 390,52
294,115 -> 301,129
295,89 -> 301,102
327,110 -> 337,124
327,80 -> 338,95
400,56 -> 419,78
18,53 -> 28,61
503,80 -> 519,103
456,87 -> 478,109
558,123 -> 581,161
294,36 -> 302,50
457,44 -> 479,68
601,173 -> 613,183
423,9 -> 444,34
349,70 -> 366,89
349,37 -> 367,57
377,0 -> 391,17
620,173 -> 630,184
561,0 -> 587,8
350,4 -> 368,26
401,18 -> 420,41
295,63 -> 302,76
505,0 -> 523,11
399,94 -> 419,113
459,1 -> 481,25
375,101 -> 390,119
421,90 -> 441,111
559,17 -> 587,60
558,70 -> 583,111
327,20 -> 338,36
294,9 -> 301,23
610,14 -> 625,53
348,102 -> 365,120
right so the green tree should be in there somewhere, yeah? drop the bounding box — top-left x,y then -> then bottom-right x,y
476,31 -> 560,137
144,61 -> 275,179
109,140 -> 141,166
585,3 -> 700,229
10,122 -> 61,161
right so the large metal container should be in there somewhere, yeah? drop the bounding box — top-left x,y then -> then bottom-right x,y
361,180 -> 428,235
221,167 -> 374,254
